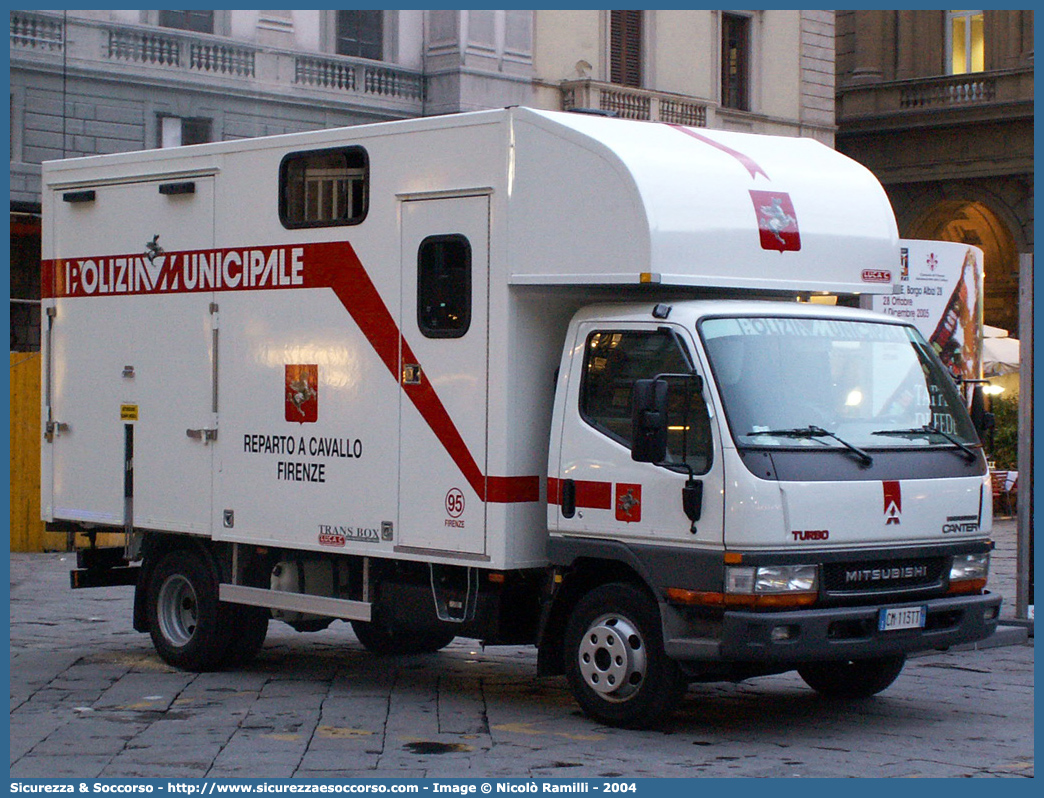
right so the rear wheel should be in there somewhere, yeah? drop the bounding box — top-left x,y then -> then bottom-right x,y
146,550 -> 236,671
563,583 -> 685,729
351,619 -> 456,655
798,655 -> 906,698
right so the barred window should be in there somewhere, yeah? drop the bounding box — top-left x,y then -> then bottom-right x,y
280,147 -> 368,228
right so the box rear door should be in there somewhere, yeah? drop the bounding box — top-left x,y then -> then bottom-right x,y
44,176 -> 216,534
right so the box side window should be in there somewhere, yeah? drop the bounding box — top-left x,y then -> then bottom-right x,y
418,234 -> 471,339
280,147 -> 368,228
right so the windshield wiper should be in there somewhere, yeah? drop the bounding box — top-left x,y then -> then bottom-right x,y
747,425 -> 873,466
871,424 -> 978,462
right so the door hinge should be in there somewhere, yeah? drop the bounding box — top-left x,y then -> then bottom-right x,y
186,428 -> 218,443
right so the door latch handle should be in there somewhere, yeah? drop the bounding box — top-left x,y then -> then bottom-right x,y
186,428 -> 218,443
402,363 -> 422,385
561,479 -> 576,519
44,421 -> 70,442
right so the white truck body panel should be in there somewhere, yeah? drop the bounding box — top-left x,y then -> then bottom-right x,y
508,115 -> 899,290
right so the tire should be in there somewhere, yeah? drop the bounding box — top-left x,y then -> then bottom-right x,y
145,550 -> 236,671
563,582 -> 685,729
798,654 -> 906,699
223,604 -> 269,667
351,619 -> 456,655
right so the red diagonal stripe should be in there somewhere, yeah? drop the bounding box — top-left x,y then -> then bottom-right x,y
667,123 -> 770,181
309,241 -> 525,504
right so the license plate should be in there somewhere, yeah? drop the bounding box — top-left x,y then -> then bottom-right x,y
878,605 -> 927,632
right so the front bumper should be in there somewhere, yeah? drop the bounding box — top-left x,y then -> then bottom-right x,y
664,591 -> 1002,664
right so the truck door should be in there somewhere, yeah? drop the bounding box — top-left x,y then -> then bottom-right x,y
45,176 -> 216,535
397,195 -> 490,557
550,321 -> 725,548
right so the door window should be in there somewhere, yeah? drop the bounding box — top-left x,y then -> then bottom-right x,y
417,234 -> 471,338
580,330 -> 712,474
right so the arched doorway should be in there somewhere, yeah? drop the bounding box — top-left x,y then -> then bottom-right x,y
907,200 -> 1020,335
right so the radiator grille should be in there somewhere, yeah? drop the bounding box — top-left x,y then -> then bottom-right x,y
823,557 -> 945,593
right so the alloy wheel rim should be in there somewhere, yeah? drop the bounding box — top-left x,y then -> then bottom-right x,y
577,613 -> 646,701
157,574 -> 198,647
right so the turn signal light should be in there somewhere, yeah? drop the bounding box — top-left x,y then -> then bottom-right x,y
666,588 -> 817,609
948,578 -> 987,595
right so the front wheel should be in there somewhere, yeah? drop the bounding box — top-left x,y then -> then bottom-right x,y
563,583 -> 685,729
797,654 -> 906,699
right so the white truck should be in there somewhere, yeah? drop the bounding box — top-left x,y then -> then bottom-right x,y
42,108 -> 1000,728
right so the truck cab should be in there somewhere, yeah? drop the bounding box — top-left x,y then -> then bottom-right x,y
543,300 -> 999,726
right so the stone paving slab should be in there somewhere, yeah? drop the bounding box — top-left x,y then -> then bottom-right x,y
9,523 -> 1034,779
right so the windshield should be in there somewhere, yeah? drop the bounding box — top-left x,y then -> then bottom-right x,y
699,315 -> 979,450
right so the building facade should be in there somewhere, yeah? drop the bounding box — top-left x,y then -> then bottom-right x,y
10,9 -> 835,350
835,9 -> 1033,336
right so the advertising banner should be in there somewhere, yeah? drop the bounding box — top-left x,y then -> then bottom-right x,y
872,239 -> 985,382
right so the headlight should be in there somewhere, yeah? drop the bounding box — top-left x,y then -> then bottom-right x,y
666,563 -> 818,609
949,553 -> 989,593
726,564 -> 818,595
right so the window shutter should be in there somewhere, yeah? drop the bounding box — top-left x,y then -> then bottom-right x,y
610,10 -> 643,87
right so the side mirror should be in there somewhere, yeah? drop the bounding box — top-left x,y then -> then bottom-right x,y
631,378 -> 668,463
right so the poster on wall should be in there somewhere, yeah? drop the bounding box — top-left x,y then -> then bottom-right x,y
872,239 -> 985,382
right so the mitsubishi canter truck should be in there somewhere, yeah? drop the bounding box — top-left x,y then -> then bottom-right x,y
42,108 -> 1000,728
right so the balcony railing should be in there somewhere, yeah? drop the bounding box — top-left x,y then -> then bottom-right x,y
838,69 -> 1033,123
899,74 -> 996,109
11,10 -> 424,113
561,79 -> 708,127
296,56 -> 424,101
10,11 -> 63,51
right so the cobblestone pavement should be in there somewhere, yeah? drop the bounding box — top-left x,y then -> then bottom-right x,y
9,519 -> 1033,779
